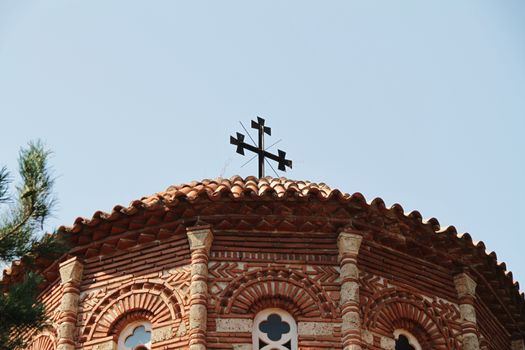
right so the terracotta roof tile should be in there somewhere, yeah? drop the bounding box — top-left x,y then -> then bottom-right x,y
1,175 -> 524,333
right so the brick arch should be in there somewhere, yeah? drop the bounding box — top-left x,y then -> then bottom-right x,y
29,333 -> 56,350
82,280 -> 184,342
109,310 -> 154,336
362,288 -> 453,350
217,267 -> 337,319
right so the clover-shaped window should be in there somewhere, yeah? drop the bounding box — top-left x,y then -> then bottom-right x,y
253,308 -> 297,350
118,321 -> 152,350
394,330 -> 421,350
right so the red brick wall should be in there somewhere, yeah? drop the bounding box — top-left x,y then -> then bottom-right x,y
25,226 -> 513,349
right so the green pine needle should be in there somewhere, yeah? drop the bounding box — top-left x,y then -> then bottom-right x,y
0,140 -> 66,349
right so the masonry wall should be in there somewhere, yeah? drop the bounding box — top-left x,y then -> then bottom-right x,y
207,229 -> 342,350
26,226 -> 513,350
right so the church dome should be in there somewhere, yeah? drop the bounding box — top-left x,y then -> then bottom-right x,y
4,176 -> 525,349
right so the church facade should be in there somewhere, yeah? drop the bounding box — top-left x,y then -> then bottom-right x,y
4,177 -> 525,349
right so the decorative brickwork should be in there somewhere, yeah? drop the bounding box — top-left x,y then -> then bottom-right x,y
362,288 -> 457,349
216,266 -> 337,319
10,177 -> 524,349
359,269 -> 463,349
29,333 -> 56,350
79,279 -> 184,346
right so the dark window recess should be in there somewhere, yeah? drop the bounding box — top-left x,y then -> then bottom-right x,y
395,335 -> 416,350
259,339 -> 267,349
283,339 -> 291,349
259,314 -> 291,341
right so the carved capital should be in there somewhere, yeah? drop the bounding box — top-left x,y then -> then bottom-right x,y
187,226 -> 214,253
454,273 -> 477,298
337,231 -> 363,261
59,257 -> 83,285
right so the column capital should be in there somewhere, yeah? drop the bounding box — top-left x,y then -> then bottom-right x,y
59,257 -> 83,285
186,225 -> 214,253
337,231 -> 363,258
454,273 -> 477,298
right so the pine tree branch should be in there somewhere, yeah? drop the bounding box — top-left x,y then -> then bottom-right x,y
0,141 -> 56,260
0,140 -> 61,349
0,167 -> 10,204
0,212 -> 33,243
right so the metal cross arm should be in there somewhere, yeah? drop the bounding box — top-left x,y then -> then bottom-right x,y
230,117 -> 292,178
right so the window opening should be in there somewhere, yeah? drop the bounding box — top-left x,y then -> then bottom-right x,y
393,329 -> 422,350
396,335 -> 415,350
253,308 -> 297,350
118,321 -> 152,350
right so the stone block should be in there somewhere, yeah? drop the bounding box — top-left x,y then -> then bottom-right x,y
189,304 -> 207,331
459,304 -> 477,323
152,325 -> 173,342
59,258 -> 83,285
216,318 -> 253,332
92,340 -> 117,350
187,227 -> 214,252
232,345 -> 251,350
192,262 -> 208,276
512,339 -> 525,350
342,311 -> 361,331
337,232 -> 363,257
60,293 -> 80,312
298,321 -> 335,336
463,333 -> 480,350
340,263 -> 359,280
380,336 -> 396,350
176,321 -> 187,336
454,273 -> 477,297
340,280 -> 359,304
362,330 -> 373,344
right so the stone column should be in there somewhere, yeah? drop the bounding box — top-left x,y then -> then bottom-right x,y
338,230 -> 363,350
512,339 -> 525,350
454,273 -> 480,350
186,225 -> 214,350
57,257 -> 83,350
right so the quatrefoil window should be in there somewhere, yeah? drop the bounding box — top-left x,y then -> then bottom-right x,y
118,321 -> 152,350
259,314 -> 290,341
253,308 -> 297,350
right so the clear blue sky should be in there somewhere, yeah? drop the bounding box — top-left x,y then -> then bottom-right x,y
1,1 -> 524,286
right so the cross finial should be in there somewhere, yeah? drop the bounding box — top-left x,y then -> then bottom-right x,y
230,117 -> 292,178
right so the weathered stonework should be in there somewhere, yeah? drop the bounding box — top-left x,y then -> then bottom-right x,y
187,225 -> 214,350
152,325 -> 174,343
216,318 -> 253,333
57,257 -> 83,350
297,321 -> 336,336
91,340 -> 116,350
338,229 -> 363,350
454,273 -> 481,350
380,336 -> 396,350
512,339 -> 525,350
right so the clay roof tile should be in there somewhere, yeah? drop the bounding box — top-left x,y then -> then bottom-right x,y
2,175 -> 524,332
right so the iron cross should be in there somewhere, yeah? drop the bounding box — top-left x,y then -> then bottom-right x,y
230,117 -> 292,178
